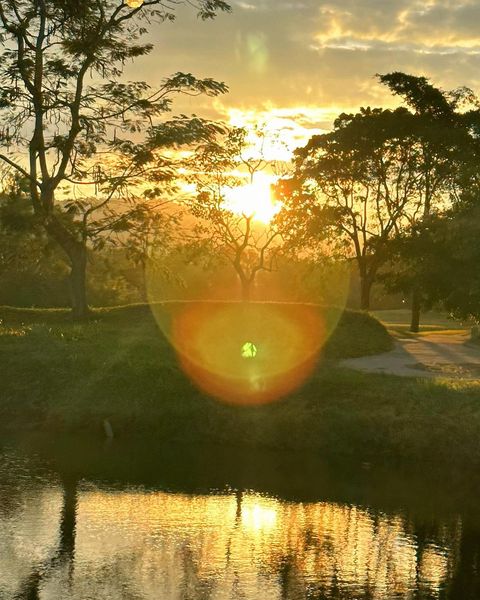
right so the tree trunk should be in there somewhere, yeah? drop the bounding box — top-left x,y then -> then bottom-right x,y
447,525 -> 480,598
43,217 -> 89,319
59,476 -> 78,560
241,279 -> 251,303
69,246 -> 89,320
410,289 -> 421,333
360,276 -> 372,311
20,571 -> 42,600
58,475 -> 78,590
141,262 -> 148,303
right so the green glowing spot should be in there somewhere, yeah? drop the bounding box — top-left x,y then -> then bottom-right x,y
245,33 -> 268,74
241,342 -> 258,359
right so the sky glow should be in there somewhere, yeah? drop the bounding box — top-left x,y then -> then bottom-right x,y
121,0 -> 480,219
129,0 -> 480,134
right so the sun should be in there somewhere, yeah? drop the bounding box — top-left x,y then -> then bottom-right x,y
222,173 -> 281,224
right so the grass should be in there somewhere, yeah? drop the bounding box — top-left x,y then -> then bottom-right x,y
373,308 -> 472,334
2,303 -> 480,466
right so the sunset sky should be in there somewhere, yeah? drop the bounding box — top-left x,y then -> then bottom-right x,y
128,0 -> 480,148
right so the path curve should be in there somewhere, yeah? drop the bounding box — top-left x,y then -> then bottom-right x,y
340,331 -> 480,379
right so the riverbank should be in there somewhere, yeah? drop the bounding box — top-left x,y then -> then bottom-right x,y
2,303 -> 480,465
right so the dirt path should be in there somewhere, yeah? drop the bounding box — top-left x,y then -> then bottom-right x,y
340,331 -> 480,379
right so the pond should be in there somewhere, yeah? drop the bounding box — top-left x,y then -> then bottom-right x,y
1,435 -> 480,599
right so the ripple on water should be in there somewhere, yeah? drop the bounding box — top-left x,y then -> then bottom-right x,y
0,445 -> 469,599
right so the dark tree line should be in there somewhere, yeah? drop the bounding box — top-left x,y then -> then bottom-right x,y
0,0 -> 230,318
279,72 -> 480,329
0,4 -> 479,328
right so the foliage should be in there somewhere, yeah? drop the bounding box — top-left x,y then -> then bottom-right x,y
279,73 -> 480,312
377,73 -> 480,329
278,106 -> 424,309
378,72 -> 480,216
0,174 -> 144,306
0,175 -> 70,305
323,308 -> 393,358
0,0 -> 230,316
381,202 -> 480,322
187,126 -> 284,301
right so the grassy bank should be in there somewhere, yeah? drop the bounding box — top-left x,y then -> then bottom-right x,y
373,308 -> 472,334
2,303 -> 480,466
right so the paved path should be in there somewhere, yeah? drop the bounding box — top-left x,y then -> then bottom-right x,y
341,331 -> 480,379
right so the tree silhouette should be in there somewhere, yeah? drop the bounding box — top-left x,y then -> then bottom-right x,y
381,202 -> 480,323
280,107 -> 421,310
187,127 -> 283,302
0,0 -> 230,317
378,71 -> 478,330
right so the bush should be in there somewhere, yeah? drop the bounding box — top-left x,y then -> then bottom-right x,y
324,309 -> 393,358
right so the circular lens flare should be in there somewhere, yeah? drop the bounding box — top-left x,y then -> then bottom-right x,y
150,298 -> 325,405
146,257 -> 351,405
241,342 -> 258,359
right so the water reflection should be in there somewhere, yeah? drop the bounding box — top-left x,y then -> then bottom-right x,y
0,443 -> 479,599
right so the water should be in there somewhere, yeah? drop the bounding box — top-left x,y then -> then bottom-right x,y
1,436 -> 480,599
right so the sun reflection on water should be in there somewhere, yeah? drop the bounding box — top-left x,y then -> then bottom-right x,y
0,467 -> 465,600
48,488 -> 457,599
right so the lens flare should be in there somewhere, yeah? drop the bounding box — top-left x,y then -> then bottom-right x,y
149,297 -> 325,405
146,257 -> 350,405
241,33 -> 269,74
241,342 -> 258,359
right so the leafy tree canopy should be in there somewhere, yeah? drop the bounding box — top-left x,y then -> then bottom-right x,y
0,0 -> 230,316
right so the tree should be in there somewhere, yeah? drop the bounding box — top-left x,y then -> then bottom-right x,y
0,0 -> 230,317
0,173 -> 72,305
0,174 -> 151,306
279,107 -> 421,310
378,72 -> 478,330
97,190 -> 182,301
0,175 -> 37,279
381,202 -> 480,323
187,126 -> 283,302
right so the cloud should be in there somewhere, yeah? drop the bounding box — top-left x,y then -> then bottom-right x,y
313,0 -> 480,52
123,0 -> 480,136
235,1 -> 258,10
